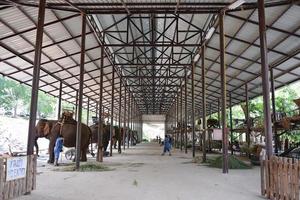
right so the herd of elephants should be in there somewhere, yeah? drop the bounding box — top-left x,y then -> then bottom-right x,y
33,111 -> 134,164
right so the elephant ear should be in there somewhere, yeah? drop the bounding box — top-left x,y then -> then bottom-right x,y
43,122 -> 51,136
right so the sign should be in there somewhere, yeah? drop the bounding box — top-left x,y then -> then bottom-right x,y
212,129 -> 222,141
6,156 -> 27,181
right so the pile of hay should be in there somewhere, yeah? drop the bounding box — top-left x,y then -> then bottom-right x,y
54,162 -> 113,172
207,155 -> 252,169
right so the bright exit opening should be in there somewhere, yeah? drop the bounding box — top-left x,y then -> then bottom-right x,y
142,115 -> 165,141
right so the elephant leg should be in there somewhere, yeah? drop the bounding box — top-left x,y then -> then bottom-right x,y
34,138 -> 39,157
80,148 -> 87,162
48,138 -> 56,164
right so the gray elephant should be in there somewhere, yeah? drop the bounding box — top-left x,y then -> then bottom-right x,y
89,122 -> 110,152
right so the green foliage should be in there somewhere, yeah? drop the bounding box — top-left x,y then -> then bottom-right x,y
0,76 -> 30,117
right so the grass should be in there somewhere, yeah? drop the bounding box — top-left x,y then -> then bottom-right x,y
53,162 -> 114,172
207,155 -> 252,169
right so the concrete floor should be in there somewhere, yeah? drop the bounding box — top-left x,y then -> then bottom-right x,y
17,143 -> 264,200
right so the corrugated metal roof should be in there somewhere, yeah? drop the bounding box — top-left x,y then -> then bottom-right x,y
0,0 -> 299,118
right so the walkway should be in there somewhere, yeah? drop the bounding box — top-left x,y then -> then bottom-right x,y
17,143 -> 263,200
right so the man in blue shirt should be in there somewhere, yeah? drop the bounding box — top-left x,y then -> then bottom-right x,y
161,135 -> 172,156
54,136 -> 63,166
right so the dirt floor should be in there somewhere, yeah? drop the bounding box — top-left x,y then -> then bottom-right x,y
17,143 -> 264,200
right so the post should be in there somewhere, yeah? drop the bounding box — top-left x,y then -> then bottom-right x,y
57,81 -> 62,120
218,99 -> 220,128
219,11 -> 228,174
118,80 -> 122,153
202,45 -> 207,162
245,84 -> 251,148
87,98 -> 90,126
75,13 -> 86,170
123,88 -> 127,151
110,68 -> 115,157
191,63 -> 195,158
258,0 -> 273,157
270,68 -> 278,154
97,46 -> 104,162
127,94 -> 130,148
176,96 -> 179,148
27,0 -> 46,155
229,93 -> 234,155
180,83 -> 183,151
184,68 -> 188,154
75,91 -> 78,120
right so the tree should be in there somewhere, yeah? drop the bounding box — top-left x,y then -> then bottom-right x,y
0,77 -> 30,117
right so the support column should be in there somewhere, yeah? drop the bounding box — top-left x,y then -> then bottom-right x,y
270,68 -> 278,154
57,81 -> 62,120
97,46 -> 104,162
118,80 -> 122,153
27,0 -> 46,155
184,68 -> 188,154
110,68 -> 115,157
191,63 -> 195,158
127,94 -> 130,148
245,83 -> 251,147
229,93 -> 233,155
218,99 -> 220,128
202,45 -> 207,162
219,11 -> 228,174
87,98 -> 90,126
75,91 -> 78,120
123,88 -> 127,151
258,0 -> 273,157
180,83 -> 183,151
75,13 -> 86,170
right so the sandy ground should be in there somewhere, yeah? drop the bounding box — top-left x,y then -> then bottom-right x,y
16,142 -> 264,200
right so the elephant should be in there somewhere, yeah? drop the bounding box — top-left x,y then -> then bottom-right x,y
35,119 -> 58,156
89,122 -> 110,152
35,118 -> 91,163
112,126 -> 125,153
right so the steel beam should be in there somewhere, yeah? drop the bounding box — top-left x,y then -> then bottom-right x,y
75,13 -> 86,170
220,11 -> 228,174
258,0 -> 273,157
27,0 -> 46,156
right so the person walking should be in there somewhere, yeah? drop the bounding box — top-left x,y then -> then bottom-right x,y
161,135 -> 172,156
54,136 -> 64,166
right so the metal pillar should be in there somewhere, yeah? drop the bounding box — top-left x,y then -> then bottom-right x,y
202,45 -> 207,162
123,88 -> 127,151
258,0 -> 273,157
118,80 -> 122,153
184,68 -> 188,154
191,63 -> 195,158
110,68 -> 115,157
127,94 -> 130,148
218,99 -> 220,128
97,46 -> 104,162
229,93 -> 233,155
220,11 -> 228,174
176,96 -> 179,148
27,0 -> 46,156
57,81 -> 62,119
180,83 -> 183,151
270,68 -> 278,154
75,91 -> 78,120
245,83 -> 251,147
75,13 -> 86,170
87,98 -> 90,125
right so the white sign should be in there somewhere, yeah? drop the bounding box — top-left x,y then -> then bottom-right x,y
6,157 -> 27,181
212,129 -> 223,141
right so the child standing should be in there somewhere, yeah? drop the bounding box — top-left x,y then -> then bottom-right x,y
161,135 -> 172,156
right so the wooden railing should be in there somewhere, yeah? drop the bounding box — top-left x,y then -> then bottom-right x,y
0,155 -> 37,200
261,156 -> 300,200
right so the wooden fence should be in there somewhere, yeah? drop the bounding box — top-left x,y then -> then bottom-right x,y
0,155 -> 37,200
261,156 -> 300,200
